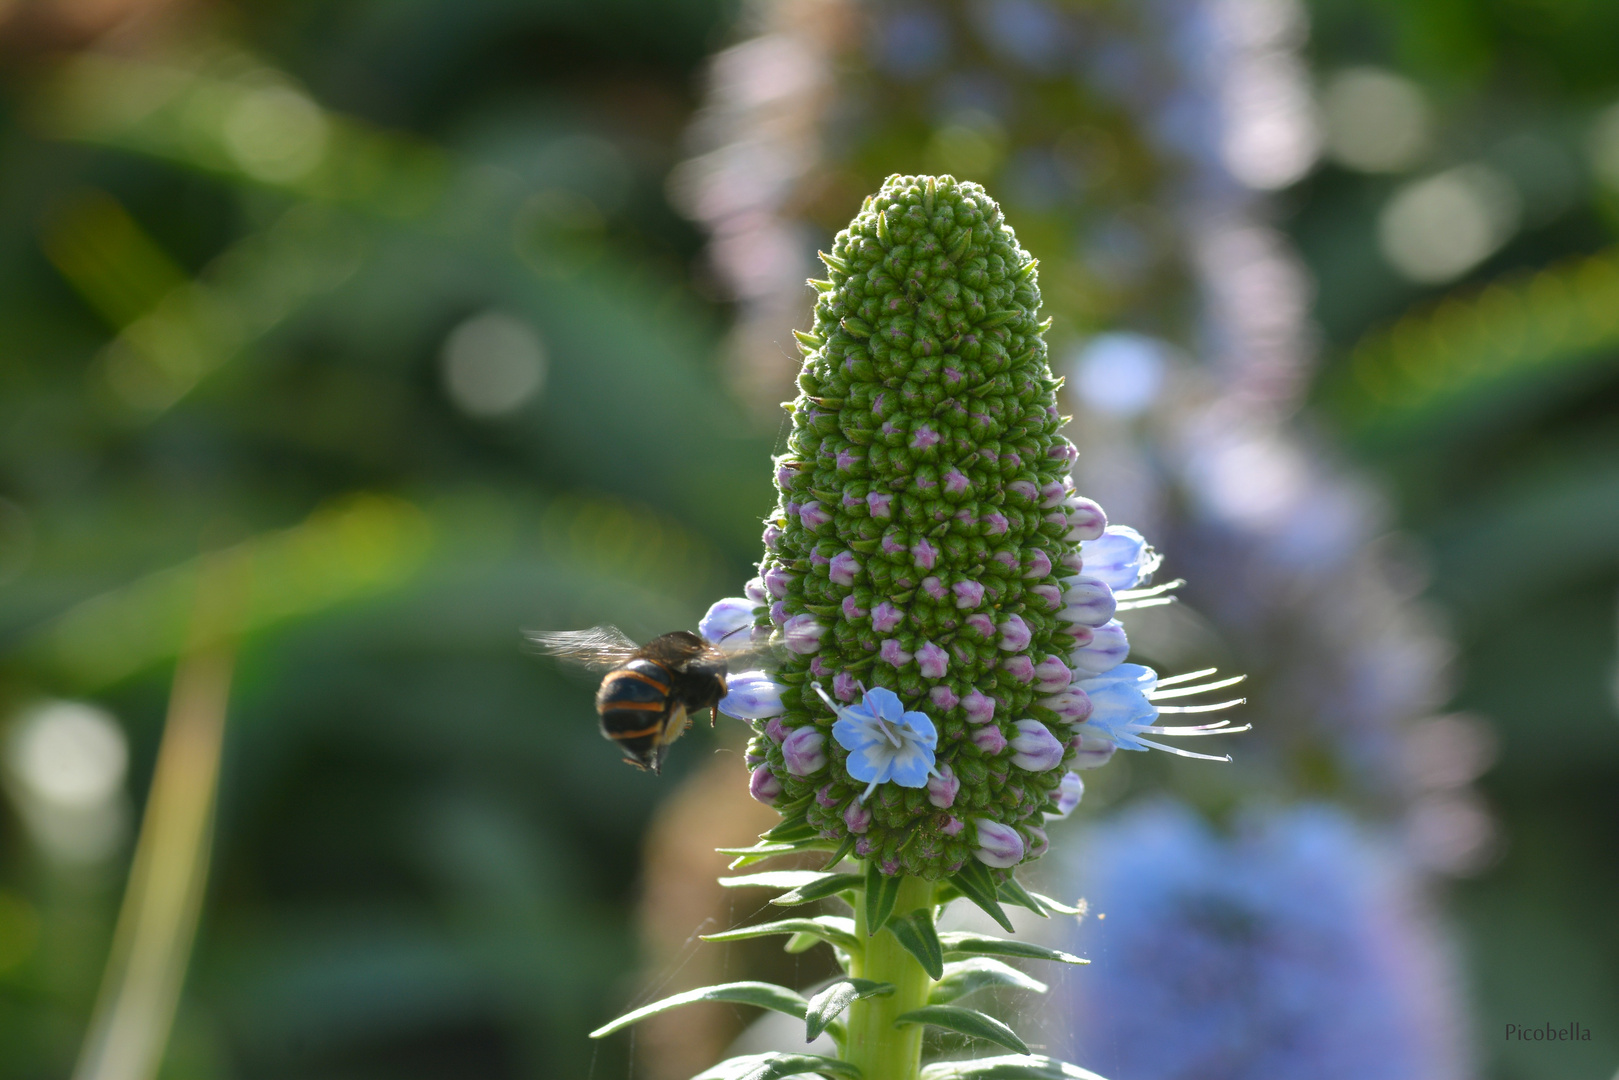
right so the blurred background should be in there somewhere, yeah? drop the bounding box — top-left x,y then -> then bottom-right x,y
0,2 -> 1613,1080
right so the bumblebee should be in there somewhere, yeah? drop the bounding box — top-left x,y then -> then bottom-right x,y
527,626 -> 731,773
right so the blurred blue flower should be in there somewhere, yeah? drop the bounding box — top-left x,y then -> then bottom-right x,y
1053,801 -> 1469,1080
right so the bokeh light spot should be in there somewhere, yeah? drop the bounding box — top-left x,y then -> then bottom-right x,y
440,311 -> 548,418
223,85 -> 330,183
1321,67 -> 1431,173
1378,165 -> 1521,284
1069,332 -> 1171,417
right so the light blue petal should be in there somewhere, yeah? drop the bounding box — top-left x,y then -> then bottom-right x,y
888,748 -> 934,788
833,716 -> 883,752
863,686 -> 907,723
845,745 -> 887,783
900,709 -> 937,743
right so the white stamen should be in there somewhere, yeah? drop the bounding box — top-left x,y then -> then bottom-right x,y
1137,722 -> 1253,736
1149,674 -> 1248,700
1115,596 -> 1176,611
1155,698 -> 1247,713
1132,737 -> 1233,762
1115,578 -> 1185,600
1153,667 -> 1220,688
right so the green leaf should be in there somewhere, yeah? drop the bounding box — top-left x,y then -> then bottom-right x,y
893,1005 -> 1028,1055
949,860 -> 1016,933
1028,891 -> 1086,917
822,834 -> 857,871
694,1051 -> 863,1080
774,873 -> 866,906
920,1054 -> 1108,1080
938,933 -> 1088,967
997,877 -> 1049,918
720,840 -> 826,870
762,814 -> 820,842
702,916 -> 860,953
718,870 -> 830,891
864,861 -> 902,935
785,931 -> 823,954
886,910 -> 944,980
929,958 -> 1048,1004
589,982 -> 808,1039
804,978 -> 895,1042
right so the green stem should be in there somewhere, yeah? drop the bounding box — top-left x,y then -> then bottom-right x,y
845,872 -> 934,1080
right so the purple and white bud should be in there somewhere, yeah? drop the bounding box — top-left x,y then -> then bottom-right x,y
952,579 -> 985,608
799,501 -> 831,531
782,726 -> 827,775
992,549 -> 1018,572
965,612 -> 997,638
1080,526 -> 1155,590
783,614 -> 826,654
842,594 -> 867,620
1063,496 -> 1107,542
1070,619 -> 1129,676
867,490 -> 893,518
879,639 -> 913,668
1008,479 -> 1039,503
1041,689 -> 1094,724
843,800 -> 872,834
910,423 -> 942,450
963,688 -> 996,724
929,684 -> 959,712
769,601 -> 788,627
1040,480 -> 1067,508
810,656 -> 833,678
828,550 -> 861,586
1047,771 -> 1084,820
763,523 -> 783,552
997,614 -> 1032,651
1055,622 -> 1095,649
942,468 -> 970,495
912,538 -> 939,569
1070,730 -> 1118,769
775,460 -> 796,488
872,601 -> 904,633
1048,438 -> 1078,466
764,565 -> 796,599
927,764 -> 960,808
1028,582 -> 1064,611
1022,824 -> 1050,859
816,784 -> 839,808
749,766 -> 781,804
765,718 -> 789,743
1034,655 -> 1074,693
1059,576 -> 1117,627
981,510 -> 1009,536
941,815 -> 965,837
744,576 -> 768,603
920,575 -> 949,601
833,671 -> 860,701
1000,654 -> 1035,683
1060,550 -> 1084,573
916,640 -> 949,678
718,670 -> 788,719
881,532 -> 908,556
1023,549 -> 1053,579
1010,719 -> 1065,772
699,596 -> 755,651
972,724 -> 1008,755
973,818 -> 1026,868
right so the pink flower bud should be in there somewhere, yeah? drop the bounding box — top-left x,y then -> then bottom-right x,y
1000,654 -> 1035,683
745,576 -> 767,603
912,538 -> 939,569
763,565 -> 795,599
1070,730 -> 1117,769
775,460 -> 797,488
1040,480 -> 1067,508
929,684 -> 959,712
769,601 -> 788,627
1063,496 -> 1107,541
783,614 -> 826,654
916,640 -> 949,679
981,510 -> 1009,536
997,614 -> 1032,651
921,575 -> 948,601
910,424 -> 941,450
943,468 -> 970,495
749,766 -> 781,804
765,718 -> 789,743
1059,576 -> 1116,627
1023,549 -> 1053,579
1047,439 -> 1078,466
816,784 -> 839,808
927,765 -> 960,808
1055,623 -> 1094,648
782,726 -> 827,775
1041,690 -> 1093,723
1008,479 -> 1039,503
843,801 -> 872,833
879,639 -> 913,667
829,550 -> 861,586
973,818 -> 1025,868
1022,824 -> 1050,859
963,688 -> 996,724
872,601 -> 904,633
799,501 -> 831,531
833,671 -> 859,701
1029,583 -> 1064,611
952,579 -> 985,608
763,523 -> 783,551
972,724 -> 1007,754
1033,655 -> 1074,693
941,815 -> 965,837
1010,719 -> 1065,772
867,490 -> 893,518
1060,550 -> 1084,572
966,613 -> 996,639
842,594 -> 867,620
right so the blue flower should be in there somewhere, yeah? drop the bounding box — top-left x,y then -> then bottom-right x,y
1077,664 -> 1249,762
814,684 -> 938,801
1079,525 -> 1161,590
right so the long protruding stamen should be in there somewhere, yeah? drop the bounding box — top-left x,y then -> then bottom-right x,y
1132,736 -> 1233,761
1149,674 -> 1248,700
1137,722 -> 1253,736
1155,698 -> 1247,713
1115,578 -> 1185,600
1115,596 -> 1176,612
874,717 -> 904,748
1154,667 -> 1220,688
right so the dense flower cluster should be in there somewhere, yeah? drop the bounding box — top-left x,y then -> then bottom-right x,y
699,175 -> 1242,878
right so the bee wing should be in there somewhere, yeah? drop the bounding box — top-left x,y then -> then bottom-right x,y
716,641 -> 783,672
525,625 -> 641,672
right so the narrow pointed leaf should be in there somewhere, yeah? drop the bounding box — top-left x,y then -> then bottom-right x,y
997,877 -> 1049,918
589,982 -> 807,1039
938,932 -> 1088,966
785,931 -> 823,953
864,861 -> 902,935
886,910 -> 944,980
762,815 -> 820,843
694,1051 -> 863,1080
774,873 -> 865,905
822,834 -> 857,871
1028,891 -> 1087,917
893,1005 -> 1029,1055
718,870 -> 831,891
702,916 -> 860,953
949,860 -> 1016,932
721,840 -> 827,869
921,1055 -> 1108,1080
929,958 -> 1048,1004
804,978 -> 895,1042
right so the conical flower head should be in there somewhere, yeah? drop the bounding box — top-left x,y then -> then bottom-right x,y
746,174 -> 1082,878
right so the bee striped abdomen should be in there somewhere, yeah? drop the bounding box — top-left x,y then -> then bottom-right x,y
597,659 -> 674,752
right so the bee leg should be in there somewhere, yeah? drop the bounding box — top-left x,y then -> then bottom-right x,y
709,706 -> 719,727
